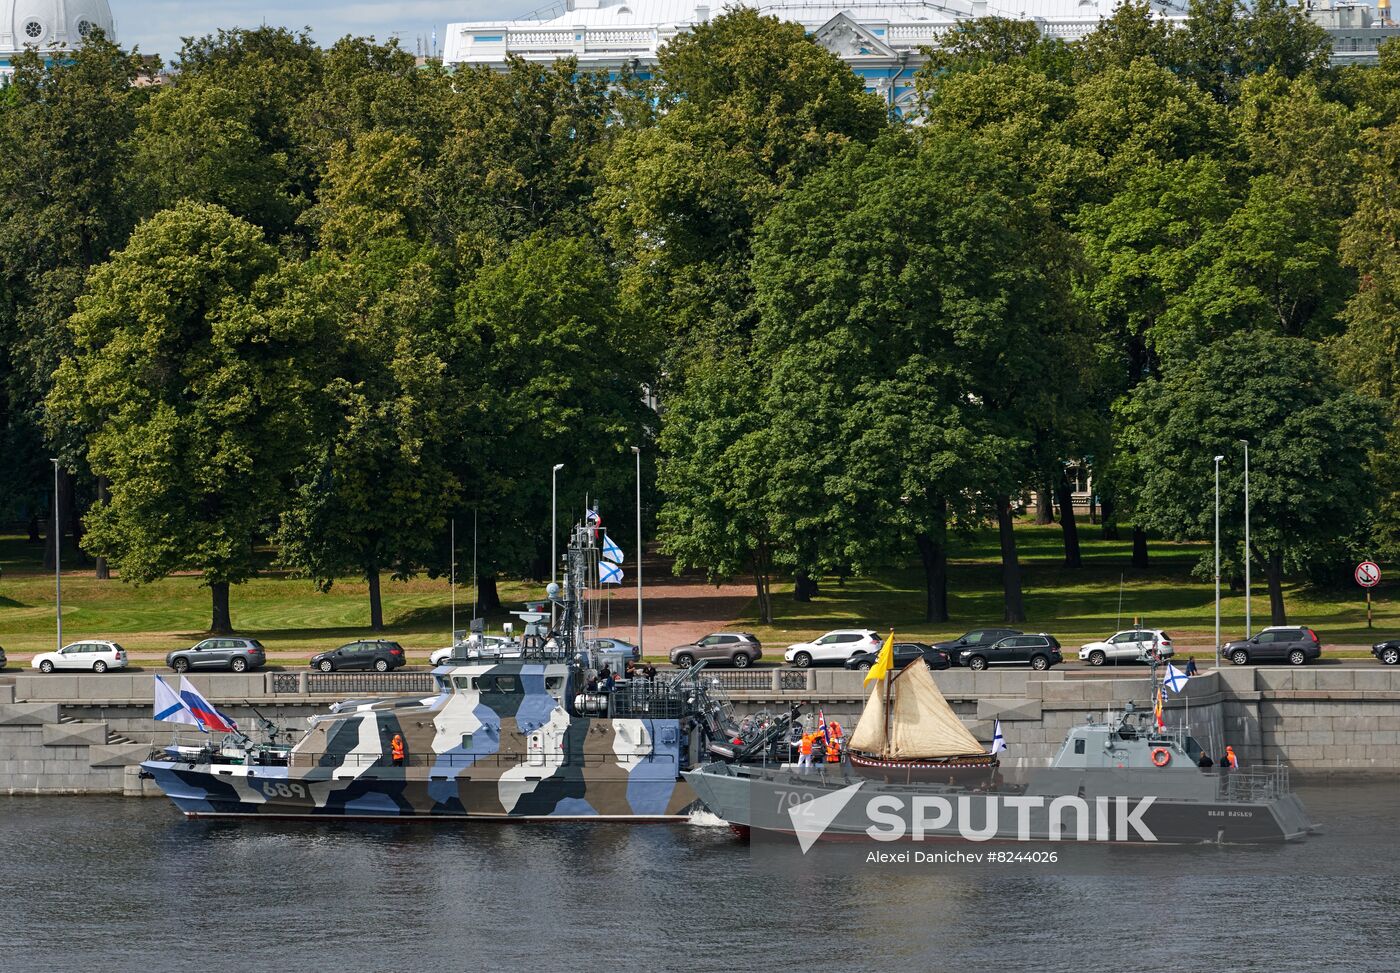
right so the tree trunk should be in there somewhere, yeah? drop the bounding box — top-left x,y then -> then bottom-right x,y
1131,526 -> 1149,568
752,546 -> 773,625
1055,472 -> 1082,569
793,570 -> 820,602
1266,552 -> 1287,626
210,581 -> 233,635
367,566 -> 384,631
1088,492 -> 1098,525
995,494 -> 1026,623
27,513 -> 41,545
1100,495 -> 1119,541
477,575 -> 502,614
915,527 -> 949,624
94,477 -> 110,579
1035,480 -> 1055,525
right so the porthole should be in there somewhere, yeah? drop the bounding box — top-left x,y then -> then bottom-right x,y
78,20 -> 94,38
24,21 -> 43,39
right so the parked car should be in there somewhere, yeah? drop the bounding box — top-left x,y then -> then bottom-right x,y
1078,629 -> 1175,666
166,637 -> 267,673
31,640 -> 129,674
0,645 -> 6,670
310,640 -> 407,672
783,630 -> 881,668
1372,637 -> 1400,666
429,636 -> 514,666
1222,627 -> 1322,666
844,641 -> 951,672
670,633 -> 763,668
933,629 -> 1022,665
589,637 -> 642,663
961,634 -> 1063,671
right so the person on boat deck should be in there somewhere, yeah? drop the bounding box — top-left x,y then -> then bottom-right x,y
1223,745 -> 1240,768
390,733 -> 405,767
1198,752 -> 1215,768
599,667 -> 616,692
586,673 -> 599,692
625,661 -> 638,680
642,664 -> 657,680
797,733 -> 815,771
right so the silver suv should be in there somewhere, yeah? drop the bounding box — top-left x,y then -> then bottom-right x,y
166,637 -> 267,673
669,633 -> 763,669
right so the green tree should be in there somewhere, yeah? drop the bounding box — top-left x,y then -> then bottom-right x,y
48,202 -> 321,633
0,36 -> 143,560
1171,0 -> 1330,103
1117,332 -> 1385,624
458,232 -> 657,607
751,131 -> 1085,620
276,135 -> 460,630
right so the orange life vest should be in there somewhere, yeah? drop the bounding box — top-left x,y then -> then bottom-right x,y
391,734 -> 405,760
800,735 -> 813,756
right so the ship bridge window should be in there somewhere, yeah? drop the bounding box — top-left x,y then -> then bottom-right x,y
1074,739 -> 1085,754
476,674 -> 521,693
545,676 -> 564,694
453,676 -> 474,690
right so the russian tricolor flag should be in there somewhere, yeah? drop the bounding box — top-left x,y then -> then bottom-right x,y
178,676 -> 239,734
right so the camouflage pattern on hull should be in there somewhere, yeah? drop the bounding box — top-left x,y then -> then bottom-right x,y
143,661 -> 701,821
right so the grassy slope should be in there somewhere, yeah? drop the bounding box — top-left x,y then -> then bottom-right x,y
747,523 -> 1394,656
0,522 -> 1392,660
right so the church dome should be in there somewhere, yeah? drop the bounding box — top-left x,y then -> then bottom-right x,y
2,0 -> 116,57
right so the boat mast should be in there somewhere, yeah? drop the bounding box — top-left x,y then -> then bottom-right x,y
882,629 -> 893,759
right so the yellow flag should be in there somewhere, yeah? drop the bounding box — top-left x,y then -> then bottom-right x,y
865,631 -> 895,685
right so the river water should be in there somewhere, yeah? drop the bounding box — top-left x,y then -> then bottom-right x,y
2,781 -> 1398,973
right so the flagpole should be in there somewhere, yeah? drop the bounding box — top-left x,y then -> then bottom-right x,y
882,630 -> 893,760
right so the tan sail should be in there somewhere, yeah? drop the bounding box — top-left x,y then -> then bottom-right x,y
847,682 -> 888,755
887,662 -> 987,759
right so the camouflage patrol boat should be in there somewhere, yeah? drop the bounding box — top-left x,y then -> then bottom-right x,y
141,520 -> 793,821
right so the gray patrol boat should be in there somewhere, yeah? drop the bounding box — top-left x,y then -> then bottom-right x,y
684,661 -> 1318,845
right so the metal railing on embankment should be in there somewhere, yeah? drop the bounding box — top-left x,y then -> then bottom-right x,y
269,671 -> 438,696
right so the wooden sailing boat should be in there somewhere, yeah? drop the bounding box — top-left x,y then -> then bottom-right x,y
847,660 -> 997,774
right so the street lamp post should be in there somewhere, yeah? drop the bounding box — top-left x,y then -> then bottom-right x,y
632,446 -> 642,655
1239,439 -> 1251,637
1214,455 -> 1224,669
551,463 -> 564,628
51,458 -> 61,652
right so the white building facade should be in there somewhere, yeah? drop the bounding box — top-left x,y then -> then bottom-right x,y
1,0 -> 116,82
443,0 -> 1398,112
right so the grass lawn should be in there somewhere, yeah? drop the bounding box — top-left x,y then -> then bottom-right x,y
743,522 -> 1395,656
0,522 -> 1392,661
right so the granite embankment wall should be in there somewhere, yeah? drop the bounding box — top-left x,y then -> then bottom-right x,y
3,665 -> 1400,794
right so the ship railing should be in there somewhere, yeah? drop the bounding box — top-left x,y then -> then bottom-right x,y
1215,764 -> 1289,802
282,750 -> 679,770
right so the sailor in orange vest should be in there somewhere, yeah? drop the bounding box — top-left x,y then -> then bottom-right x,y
798,732 -> 815,771
1223,745 -> 1239,769
826,721 -> 844,762
390,732 -> 406,767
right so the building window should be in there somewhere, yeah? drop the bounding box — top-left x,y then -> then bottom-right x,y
25,21 -> 43,39
78,20 -> 95,38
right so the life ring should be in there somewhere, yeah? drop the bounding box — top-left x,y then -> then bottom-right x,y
1151,747 -> 1171,767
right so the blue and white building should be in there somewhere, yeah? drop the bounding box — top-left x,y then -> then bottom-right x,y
1,0 -> 116,82
443,0 -> 1399,111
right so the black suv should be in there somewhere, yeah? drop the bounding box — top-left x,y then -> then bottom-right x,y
1373,637 -> 1400,666
0,644 -> 6,670
166,637 -> 267,673
310,640 -> 407,672
962,634 -> 1063,671
844,641 -> 951,671
1223,627 -> 1322,666
934,628 -> 1023,666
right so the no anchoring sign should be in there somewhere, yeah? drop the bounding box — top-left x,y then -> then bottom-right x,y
1356,561 -> 1381,588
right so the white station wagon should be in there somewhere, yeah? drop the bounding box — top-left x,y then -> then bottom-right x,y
32,640 -> 129,674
